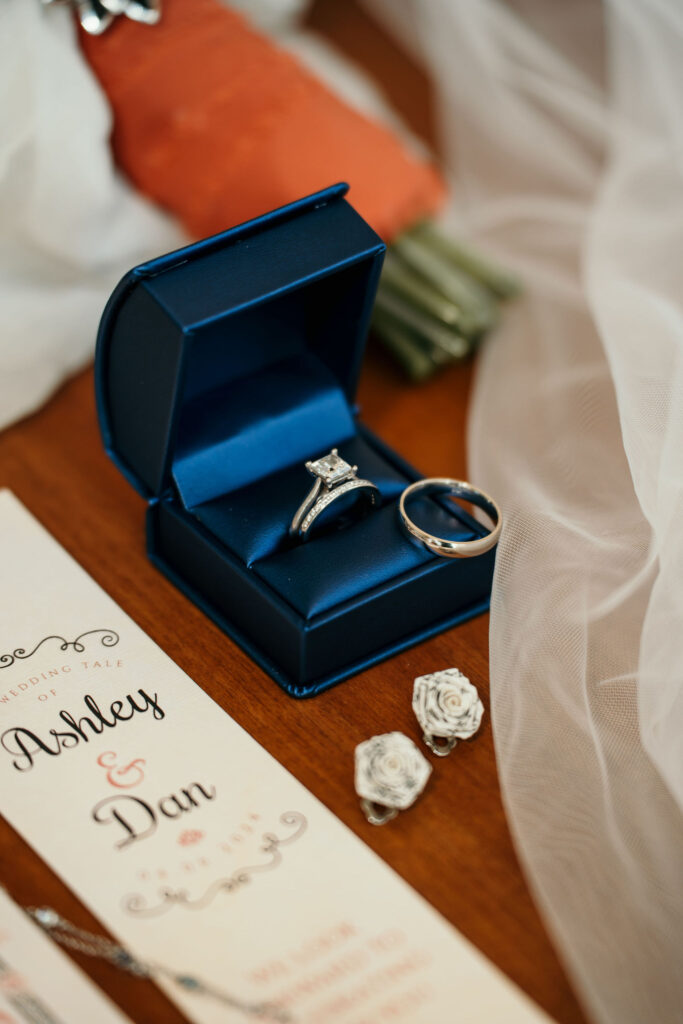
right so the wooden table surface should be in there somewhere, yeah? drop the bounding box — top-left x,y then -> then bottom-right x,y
0,4 -> 588,1024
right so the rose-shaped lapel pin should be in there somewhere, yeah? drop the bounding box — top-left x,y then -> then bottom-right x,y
354,732 -> 432,825
412,668 -> 484,756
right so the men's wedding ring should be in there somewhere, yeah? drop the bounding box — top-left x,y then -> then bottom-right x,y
289,449 -> 380,541
398,478 -> 502,558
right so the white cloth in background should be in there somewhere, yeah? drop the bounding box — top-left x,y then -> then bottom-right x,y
366,1 -> 683,1022
0,0 -> 182,431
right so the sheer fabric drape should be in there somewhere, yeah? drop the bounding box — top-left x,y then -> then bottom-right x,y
367,1 -> 683,1020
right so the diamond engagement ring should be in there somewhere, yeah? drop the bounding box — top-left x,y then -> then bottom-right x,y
289,449 -> 380,541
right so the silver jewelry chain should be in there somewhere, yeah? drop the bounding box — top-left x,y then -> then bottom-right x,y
28,907 -> 292,1022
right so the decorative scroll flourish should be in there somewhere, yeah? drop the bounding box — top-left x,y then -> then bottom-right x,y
0,630 -> 120,670
124,812 -> 307,918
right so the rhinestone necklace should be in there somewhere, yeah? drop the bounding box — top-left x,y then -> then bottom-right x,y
29,906 -> 292,1022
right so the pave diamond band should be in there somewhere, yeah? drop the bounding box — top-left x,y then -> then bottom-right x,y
289,449 -> 380,541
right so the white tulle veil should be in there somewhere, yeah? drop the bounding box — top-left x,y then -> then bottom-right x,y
366,1 -> 683,1020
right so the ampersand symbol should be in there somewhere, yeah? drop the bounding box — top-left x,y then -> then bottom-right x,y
97,751 -> 146,789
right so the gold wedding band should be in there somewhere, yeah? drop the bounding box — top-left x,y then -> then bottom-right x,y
398,478 -> 502,559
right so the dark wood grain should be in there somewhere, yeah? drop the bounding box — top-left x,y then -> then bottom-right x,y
0,3 -> 588,1023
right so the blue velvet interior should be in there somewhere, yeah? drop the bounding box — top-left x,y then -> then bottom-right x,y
173,354 -> 355,506
189,430 -> 477,617
255,493 -> 476,618
191,434 -> 409,565
169,257 -> 377,506
173,254 -> 375,409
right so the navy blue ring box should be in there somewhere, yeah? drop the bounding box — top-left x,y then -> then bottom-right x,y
95,184 -> 494,697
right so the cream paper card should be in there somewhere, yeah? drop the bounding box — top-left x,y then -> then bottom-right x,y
0,889 -> 132,1024
0,491 -> 550,1024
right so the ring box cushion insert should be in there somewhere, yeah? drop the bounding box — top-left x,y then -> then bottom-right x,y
96,184 -> 494,697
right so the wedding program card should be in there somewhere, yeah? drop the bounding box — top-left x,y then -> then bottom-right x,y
0,889 -> 131,1024
0,491 -> 551,1024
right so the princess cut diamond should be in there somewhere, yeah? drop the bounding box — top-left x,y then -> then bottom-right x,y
308,450 -> 352,485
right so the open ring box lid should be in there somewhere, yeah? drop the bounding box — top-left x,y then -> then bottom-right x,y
95,184 -> 494,697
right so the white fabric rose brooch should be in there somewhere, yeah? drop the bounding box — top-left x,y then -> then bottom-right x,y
354,668 -> 484,824
354,732 -> 432,825
412,668 -> 484,756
